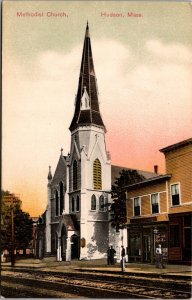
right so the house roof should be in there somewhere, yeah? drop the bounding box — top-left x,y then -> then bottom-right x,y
125,174 -> 171,190
111,165 -> 157,186
160,138 -> 192,153
69,22 -> 105,132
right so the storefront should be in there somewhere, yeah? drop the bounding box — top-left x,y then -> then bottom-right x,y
127,218 -> 168,264
169,213 -> 192,263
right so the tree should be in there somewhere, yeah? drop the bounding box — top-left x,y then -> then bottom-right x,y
1,190 -> 11,196
1,202 -> 33,252
1,201 -> 12,250
109,169 -> 145,231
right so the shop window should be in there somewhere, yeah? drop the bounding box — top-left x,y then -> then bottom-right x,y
184,228 -> 192,249
76,195 -> 80,212
93,159 -> 102,190
91,194 -> 96,211
99,195 -> 105,211
151,193 -> 159,214
184,215 -> 192,227
171,183 -> 180,206
71,197 -> 75,212
55,190 -> 59,216
134,197 -> 141,216
130,234 -> 141,256
170,225 -> 180,247
73,160 -> 78,190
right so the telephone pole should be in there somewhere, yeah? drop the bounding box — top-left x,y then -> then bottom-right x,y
11,196 -> 15,267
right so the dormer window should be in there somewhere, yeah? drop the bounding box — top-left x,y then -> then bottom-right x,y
80,86 -> 90,110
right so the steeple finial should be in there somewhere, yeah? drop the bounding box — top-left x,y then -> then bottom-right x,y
47,165 -> 52,181
60,148 -> 63,156
85,21 -> 90,38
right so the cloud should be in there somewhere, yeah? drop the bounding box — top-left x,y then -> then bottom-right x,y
145,39 -> 192,64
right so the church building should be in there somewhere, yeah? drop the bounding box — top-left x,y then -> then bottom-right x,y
45,23 -> 118,261
43,23 -> 156,262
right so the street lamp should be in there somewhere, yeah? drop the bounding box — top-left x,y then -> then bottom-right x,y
153,227 -> 158,252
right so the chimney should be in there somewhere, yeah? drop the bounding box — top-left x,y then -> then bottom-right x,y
154,165 -> 158,174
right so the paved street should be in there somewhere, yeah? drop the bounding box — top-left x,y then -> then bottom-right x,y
1,259 -> 192,298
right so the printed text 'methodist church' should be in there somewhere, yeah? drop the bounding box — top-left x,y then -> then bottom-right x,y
38,24 -> 191,263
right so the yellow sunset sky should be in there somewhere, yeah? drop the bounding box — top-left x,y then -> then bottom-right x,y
2,1 -> 192,216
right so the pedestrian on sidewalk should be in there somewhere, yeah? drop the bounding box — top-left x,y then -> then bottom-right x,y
155,244 -> 165,269
110,246 -> 116,265
121,245 -> 126,272
107,247 -> 111,265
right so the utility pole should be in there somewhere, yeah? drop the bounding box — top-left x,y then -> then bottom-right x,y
11,196 -> 15,267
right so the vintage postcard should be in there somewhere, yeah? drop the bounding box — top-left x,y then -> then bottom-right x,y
2,0 -> 192,298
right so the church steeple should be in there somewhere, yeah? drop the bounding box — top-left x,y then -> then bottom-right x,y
69,23 -> 105,132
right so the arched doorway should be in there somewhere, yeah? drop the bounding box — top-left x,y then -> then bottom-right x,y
61,225 -> 67,261
71,234 -> 80,260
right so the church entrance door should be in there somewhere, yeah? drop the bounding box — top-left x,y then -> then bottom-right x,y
71,234 -> 80,260
61,225 -> 67,261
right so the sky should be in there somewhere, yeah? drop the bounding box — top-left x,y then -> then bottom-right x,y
2,1 -> 192,216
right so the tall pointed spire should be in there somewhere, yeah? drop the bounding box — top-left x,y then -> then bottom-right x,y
69,23 -> 105,132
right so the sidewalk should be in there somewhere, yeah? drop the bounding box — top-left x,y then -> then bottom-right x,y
2,258 -> 192,280
76,263 -> 192,280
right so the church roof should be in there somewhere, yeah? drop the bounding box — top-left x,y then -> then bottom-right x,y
69,22 -> 105,132
111,164 -> 157,186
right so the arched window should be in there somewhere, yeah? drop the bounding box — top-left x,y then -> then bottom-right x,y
91,194 -> 96,211
60,182 -> 64,215
72,197 -> 75,212
73,160 -> 78,190
76,195 -> 80,212
93,158 -> 102,190
55,190 -> 59,216
99,195 -> 105,211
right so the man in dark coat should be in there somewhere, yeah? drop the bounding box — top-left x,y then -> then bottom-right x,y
107,247 -> 111,265
110,246 -> 116,265
121,245 -> 126,272
121,245 -> 126,258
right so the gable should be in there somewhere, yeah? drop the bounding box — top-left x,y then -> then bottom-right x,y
88,136 -> 106,163
69,139 -> 81,165
52,156 -> 67,186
